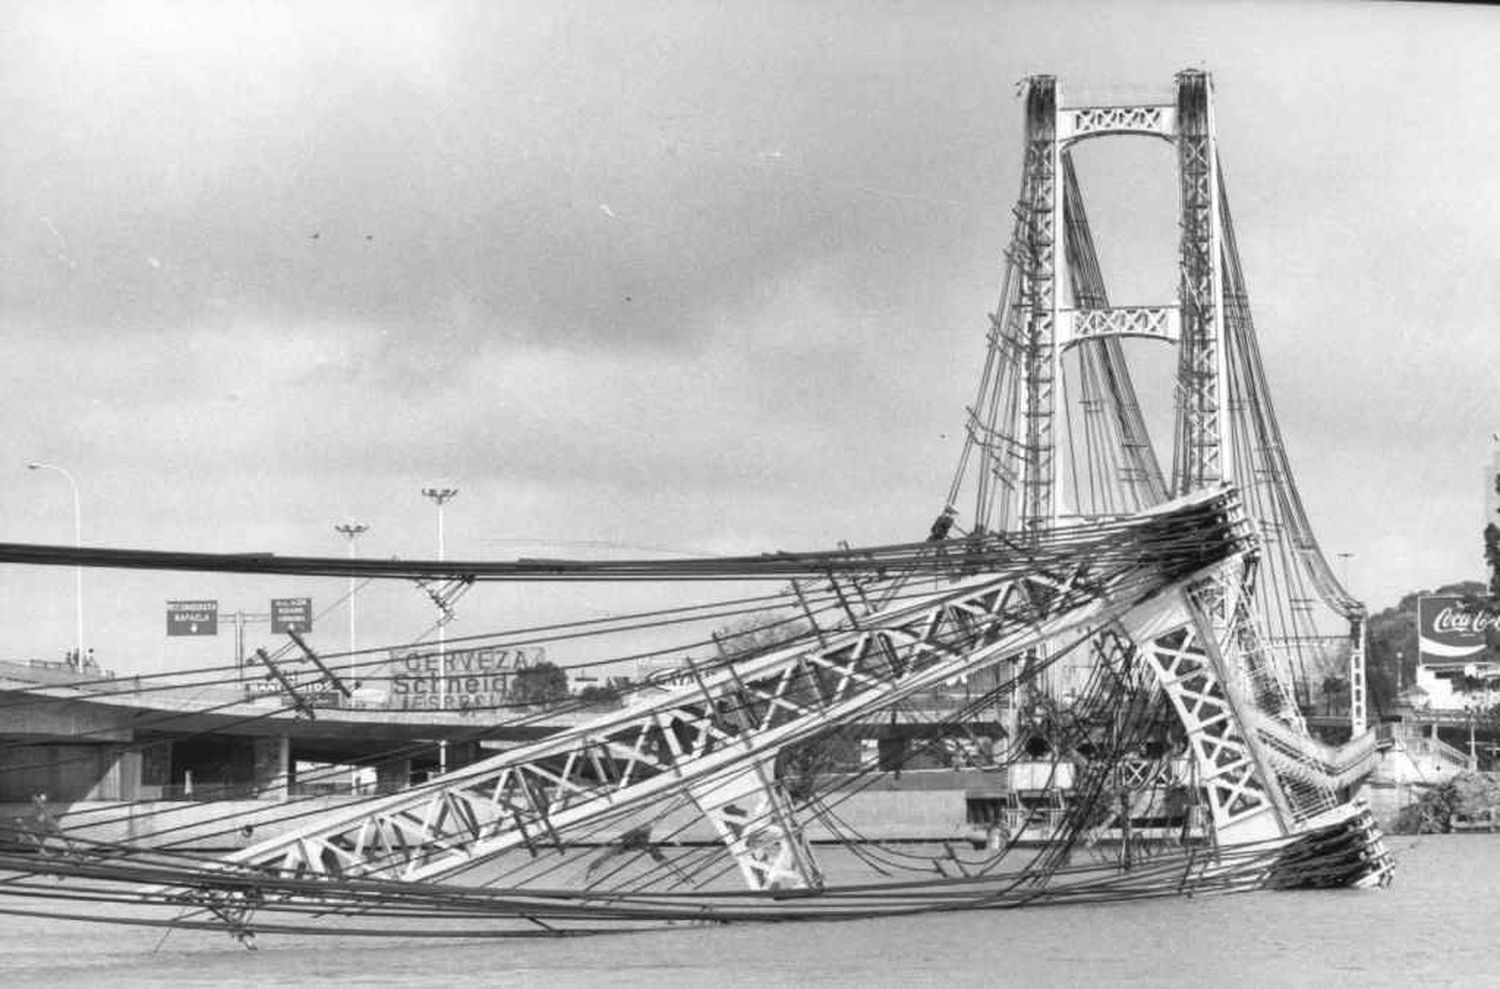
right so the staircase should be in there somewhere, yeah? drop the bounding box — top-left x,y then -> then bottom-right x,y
1250,710 -> 1379,823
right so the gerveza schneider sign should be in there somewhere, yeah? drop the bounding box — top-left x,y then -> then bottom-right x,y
386,645 -> 543,711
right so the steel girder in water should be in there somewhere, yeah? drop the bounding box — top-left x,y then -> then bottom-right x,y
197,490 -> 1251,893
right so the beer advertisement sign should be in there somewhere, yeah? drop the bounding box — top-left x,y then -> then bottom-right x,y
1417,594 -> 1500,668
385,645 -> 543,711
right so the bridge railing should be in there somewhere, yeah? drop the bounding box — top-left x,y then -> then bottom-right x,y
1248,710 -> 1379,800
135,782 -> 262,802
1389,726 -> 1471,772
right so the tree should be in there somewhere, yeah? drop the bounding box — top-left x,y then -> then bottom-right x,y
1483,470 -> 1500,656
1486,468 -> 1500,600
575,683 -> 622,708
511,661 -> 569,705
1487,522 -> 1500,601
1392,779 -> 1461,834
712,608 -> 812,659
1365,581 -> 1490,716
1321,674 -> 1348,717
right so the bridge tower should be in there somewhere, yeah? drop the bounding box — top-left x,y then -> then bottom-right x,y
952,70 -> 1370,739
1006,70 -> 1228,534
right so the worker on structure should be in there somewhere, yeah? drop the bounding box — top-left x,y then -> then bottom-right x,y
586,824 -> 689,882
927,506 -> 958,542
27,794 -> 74,857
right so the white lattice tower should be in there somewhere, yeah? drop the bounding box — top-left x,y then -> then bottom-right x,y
972,71 -> 1369,738
961,72 -> 1378,844
1018,78 -> 1062,535
1004,70 -> 1231,532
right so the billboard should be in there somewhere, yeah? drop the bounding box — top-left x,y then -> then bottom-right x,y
1417,594 -> 1500,669
386,645 -> 543,711
635,660 -> 696,691
166,600 -> 218,636
270,597 -> 313,634
244,676 -> 340,707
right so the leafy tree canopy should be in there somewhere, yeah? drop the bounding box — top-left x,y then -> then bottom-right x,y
511,661 -> 569,705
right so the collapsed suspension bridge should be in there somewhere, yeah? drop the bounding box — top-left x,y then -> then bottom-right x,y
0,71 -> 1392,946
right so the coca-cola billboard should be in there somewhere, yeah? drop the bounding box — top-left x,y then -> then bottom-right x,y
1418,595 -> 1500,667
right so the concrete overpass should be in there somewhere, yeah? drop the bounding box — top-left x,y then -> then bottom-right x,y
0,660 -> 1008,852
0,660 -> 996,802
0,660 -> 606,805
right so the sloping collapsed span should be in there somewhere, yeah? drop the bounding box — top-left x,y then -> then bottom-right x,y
0,488 -> 1391,944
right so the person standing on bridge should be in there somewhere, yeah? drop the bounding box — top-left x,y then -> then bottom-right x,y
928,506 -> 958,542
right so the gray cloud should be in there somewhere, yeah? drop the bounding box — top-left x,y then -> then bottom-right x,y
3,0 -> 1499,667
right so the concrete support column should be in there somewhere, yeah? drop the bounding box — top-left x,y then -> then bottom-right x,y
89,745 -> 143,801
376,757 -> 413,794
252,736 -> 290,800
877,736 -> 909,774
446,740 -> 481,771
114,747 -> 141,801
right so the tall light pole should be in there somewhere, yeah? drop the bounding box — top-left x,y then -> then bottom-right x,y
27,462 -> 83,667
1337,552 -> 1354,590
422,483 -> 458,775
333,520 -> 369,685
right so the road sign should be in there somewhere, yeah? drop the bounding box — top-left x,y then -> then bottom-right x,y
270,597 -> 313,634
166,600 -> 218,636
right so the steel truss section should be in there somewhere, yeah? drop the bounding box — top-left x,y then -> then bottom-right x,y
1181,553 -> 1348,826
1115,756 -> 1190,791
1119,560 -> 1348,844
1172,69 -> 1230,494
210,547 -> 1163,891
1348,617 -> 1368,735
1061,306 -> 1181,347
1019,75 -> 1062,533
688,758 -> 821,891
1121,585 -> 1287,845
1059,104 -> 1177,143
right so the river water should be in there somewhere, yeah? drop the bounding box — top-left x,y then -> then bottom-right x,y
0,835 -> 1487,986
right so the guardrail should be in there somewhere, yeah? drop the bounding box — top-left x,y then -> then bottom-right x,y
1250,713 -> 1380,807
134,782 -> 263,802
1395,730 -> 1471,772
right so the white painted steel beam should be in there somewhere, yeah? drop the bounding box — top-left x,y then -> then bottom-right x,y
1059,306 -> 1181,348
213,557 -> 1123,888
204,493 -> 1254,893
1058,104 -> 1177,143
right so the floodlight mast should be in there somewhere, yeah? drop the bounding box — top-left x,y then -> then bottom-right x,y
26,462 -> 83,667
333,520 -> 370,683
421,484 -> 459,773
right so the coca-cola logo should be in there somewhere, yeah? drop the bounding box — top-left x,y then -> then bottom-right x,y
1420,595 -> 1500,663
1432,606 -> 1500,636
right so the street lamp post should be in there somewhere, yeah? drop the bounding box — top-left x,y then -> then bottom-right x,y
421,484 -> 458,775
333,520 -> 369,685
27,463 -> 83,666
1337,552 -> 1354,590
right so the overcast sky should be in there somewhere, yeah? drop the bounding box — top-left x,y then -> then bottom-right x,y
2,0 -> 1497,675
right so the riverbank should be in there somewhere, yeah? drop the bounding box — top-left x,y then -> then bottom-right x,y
1387,771 -> 1500,833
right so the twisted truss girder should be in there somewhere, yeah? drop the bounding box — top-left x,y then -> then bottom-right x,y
200,490 -> 1250,889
